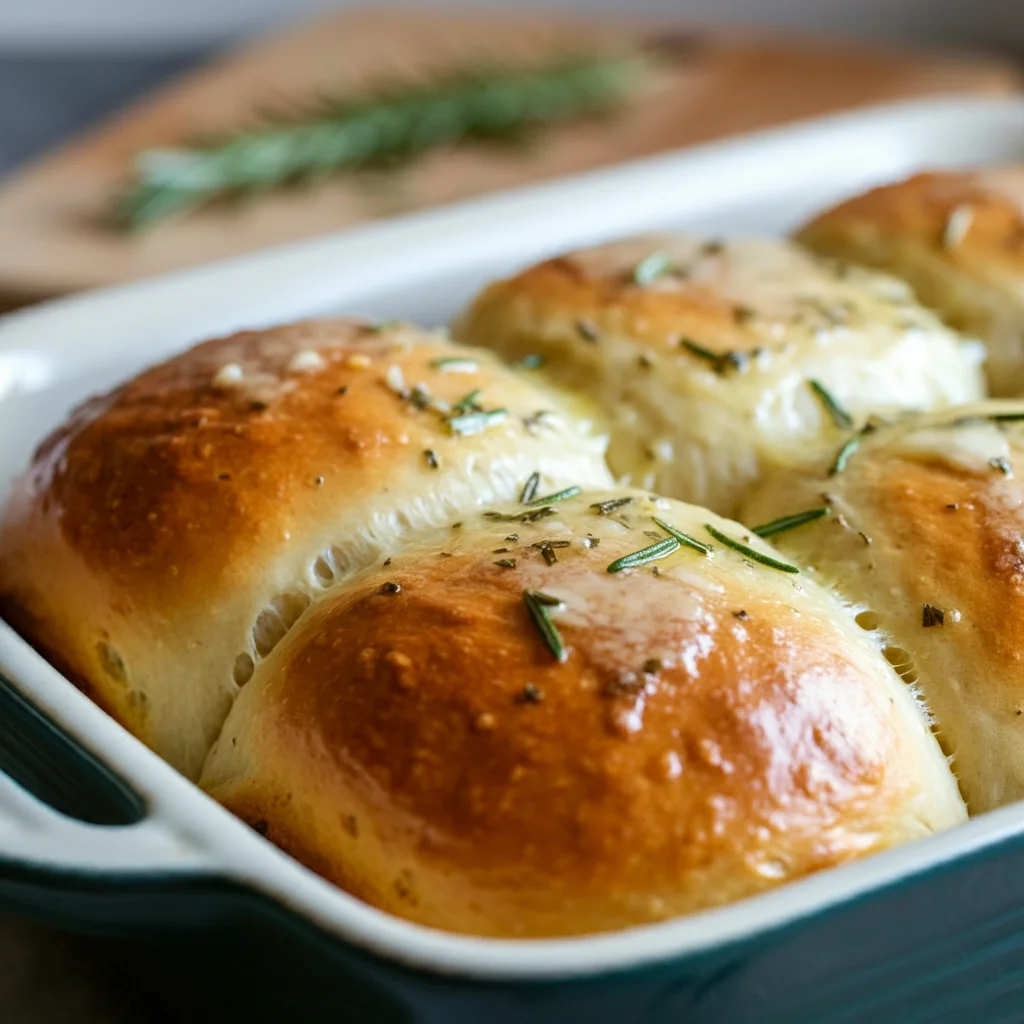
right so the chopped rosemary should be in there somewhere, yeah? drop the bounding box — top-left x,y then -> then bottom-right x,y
527,485 -> 581,506
379,581 -> 403,594
424,449 -> 439,469
114,53 -> 647,229
576,319 -> 600,342
516,354 -> 546,370
452,388 -> 483,414
989,411 -> 1024,422
447,407 -> 508,435
751,507 -> 828,539
494,558 -> 517,569
524,590 -> 567,662
809,379 -> 854,430
651,516 -> 711,555
703,524 -> 799,574
606,536 -> 680,573
484,506 -> 559,524
590,497 -> 634,516
829,435 -> 861,475
516,683 -> 545,704
922,603 -> 945,628
520,471 -> 541,504
990,456 -> 1012,476
680,338 -> 721,365
633,251 -> 673,286
430,356 -> 479,373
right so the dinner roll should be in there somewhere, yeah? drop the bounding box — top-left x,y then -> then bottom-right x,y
453,234 -> 986,517
201,489 -> 965,938
740,400 -> 1024,813
0,319 -> 611,778
798,169 -> 1024,396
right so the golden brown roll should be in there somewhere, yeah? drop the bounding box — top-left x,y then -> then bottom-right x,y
453,234 -> 986,517
0,319 -> 611,778
200,489 -> 966,938
797,169 -> 1024,396
740,400 -> 1024,814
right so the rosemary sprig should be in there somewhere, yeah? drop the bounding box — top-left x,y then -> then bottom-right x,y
528,485 -> 581,506
607,536 -> 680,573
704,524 -> 799,574
809,379 -> 854,430
524,589 -> 568,662
989,411 -> 1024,422
829,435 -> 861,475
114,52 -> 647,229
751,507 -> 828,539
651,516 -> 711,554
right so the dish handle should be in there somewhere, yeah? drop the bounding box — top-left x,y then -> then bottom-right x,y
0,669 -> 212,882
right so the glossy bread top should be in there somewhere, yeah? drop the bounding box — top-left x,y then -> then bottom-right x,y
202,490 -> 966,938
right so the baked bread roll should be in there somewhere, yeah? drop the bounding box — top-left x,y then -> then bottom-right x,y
453,234 -> 986,517
201,489 -> 966,938
797,169 -> 1024,396
740,401 -> 1024,813
0,319 -> 611,778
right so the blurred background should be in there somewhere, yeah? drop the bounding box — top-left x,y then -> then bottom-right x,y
2,0 -> 1024,312
1,1 -> 1024,1020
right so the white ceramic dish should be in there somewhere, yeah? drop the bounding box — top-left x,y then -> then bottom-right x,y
4,96 -> 1024,1019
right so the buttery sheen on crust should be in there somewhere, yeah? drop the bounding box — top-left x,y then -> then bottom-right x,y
453,234 -> 985,517
798,169 -> 1024,396
0,319 -> 611,778
741,401 -> 1024,814
200,490 -> 965,938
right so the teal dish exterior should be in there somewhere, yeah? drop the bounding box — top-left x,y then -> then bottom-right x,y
2,673 -> 1024,1023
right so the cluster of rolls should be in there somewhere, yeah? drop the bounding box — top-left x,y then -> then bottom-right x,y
4,166 -> 1024,939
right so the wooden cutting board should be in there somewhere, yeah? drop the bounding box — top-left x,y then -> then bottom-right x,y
0,6 -> 1019,310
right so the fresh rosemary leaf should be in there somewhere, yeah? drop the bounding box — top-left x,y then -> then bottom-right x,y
633,251 -> 673,286
809,379 -> 854,430
447,408 -> 507,435
527,485 -> 581,506
680,338 -> 721,365
430,356 -> 479,373
590,497 -> 634,516
520,471 -> 541,504
751,507 -> 828,539
494,558 -> 517,569
829,435 -> 861,475
516,354 -> 547,370
703,524 -> 799,574
484,506 -> 558,524
452,388 -> 483,414
989,411 -> 1024,422
651,516 -> 711,554
524,589 -> 568,662
606,536 -> 680,573
922,603 -> 945,627
114,52 -> 647,229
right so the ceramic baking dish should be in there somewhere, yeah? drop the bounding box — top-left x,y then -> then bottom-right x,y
4,96 -> 1024,1023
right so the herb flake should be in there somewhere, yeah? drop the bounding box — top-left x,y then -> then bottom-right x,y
633,251 -> 673,286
